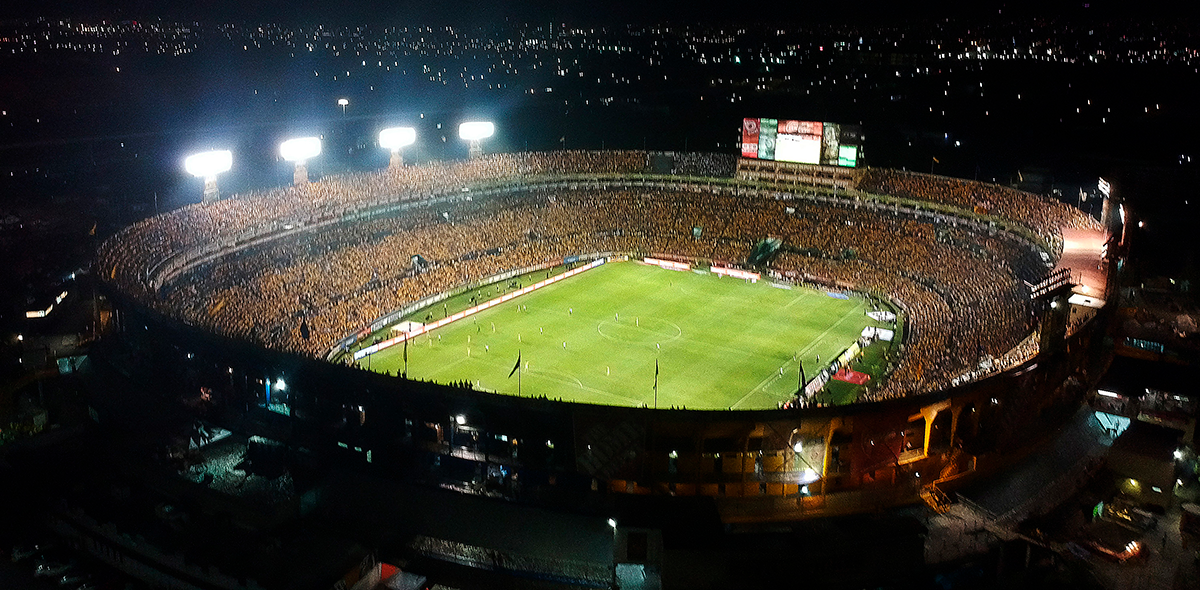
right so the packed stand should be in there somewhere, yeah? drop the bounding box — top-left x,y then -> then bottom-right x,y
98,152 -> 1086,401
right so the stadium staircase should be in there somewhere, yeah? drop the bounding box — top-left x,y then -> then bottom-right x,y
920,483 -> 953,514
576,420 -> 647,480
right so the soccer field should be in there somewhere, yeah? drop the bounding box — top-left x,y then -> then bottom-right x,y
365,260 -> 890,409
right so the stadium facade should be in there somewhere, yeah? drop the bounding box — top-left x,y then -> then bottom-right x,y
92,151 -> 1113,522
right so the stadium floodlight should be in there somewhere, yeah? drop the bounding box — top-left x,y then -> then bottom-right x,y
459,121 -> 495,140
379,127 -> 417,150
184,150 -> 233,178
337,97 -> 349,115
280,137 -> 322,162
459,121 -> 495,159
184,150 -> 233,202
280,137 -> 322,185
379,126 -> 417,168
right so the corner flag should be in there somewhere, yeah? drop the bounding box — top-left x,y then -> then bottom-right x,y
509,351 -> 521,378
653,359 -> 659,409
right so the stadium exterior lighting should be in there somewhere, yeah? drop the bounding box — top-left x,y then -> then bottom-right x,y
379,127 -> 417,168
184,150 -> 233,202
455,414 -> 467,426
458,121 -> 495,159
337,98 -> 349,115
275,379 -> 287,391
607,518 -> 617,529
280,137 -> 322,185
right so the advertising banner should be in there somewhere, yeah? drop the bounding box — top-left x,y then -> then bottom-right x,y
741,119 -> 861,167
741,118 -> 760,158
757,118 -> 778,161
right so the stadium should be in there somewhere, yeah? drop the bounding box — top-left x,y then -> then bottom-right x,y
93,145 -> 1112,528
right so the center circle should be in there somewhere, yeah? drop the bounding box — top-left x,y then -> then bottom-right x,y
595,317 -> 683,344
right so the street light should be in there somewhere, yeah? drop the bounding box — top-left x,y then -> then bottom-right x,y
459,121 -> 494,159
337,98 -> 349,115
379,126 -> 416,168
184,150 -> 233,202
280,137 -> 322,185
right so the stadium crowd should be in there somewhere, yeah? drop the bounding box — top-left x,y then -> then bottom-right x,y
98,151 -> 1091,401
856,168 -> 1101,254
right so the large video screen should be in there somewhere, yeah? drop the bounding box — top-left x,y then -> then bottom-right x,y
742,118 -> 861,167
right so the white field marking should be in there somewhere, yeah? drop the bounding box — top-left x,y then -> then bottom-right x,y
595,318 -> 684,344
468,355 -> 646,406
731,299 -> 865,409
782,291 -> 811,310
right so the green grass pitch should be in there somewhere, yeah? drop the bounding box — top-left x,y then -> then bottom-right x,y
365,260 -> 892,409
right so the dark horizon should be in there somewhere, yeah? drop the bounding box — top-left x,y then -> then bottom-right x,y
2,0 -> 1196,26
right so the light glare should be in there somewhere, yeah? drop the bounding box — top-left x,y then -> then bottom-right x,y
459,121 -> 495,141
184,150 -> 232,178
379,127 -> 417,151
280,137 -> 322,162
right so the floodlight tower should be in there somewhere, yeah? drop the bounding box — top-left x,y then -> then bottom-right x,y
337,98 -> 349,116
279,137 -> 322,185
184,150 -> 233,202
458,121 -> 495,159
378,127 -> 416,168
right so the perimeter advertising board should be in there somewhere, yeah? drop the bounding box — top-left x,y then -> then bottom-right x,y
742,118 -> 861,167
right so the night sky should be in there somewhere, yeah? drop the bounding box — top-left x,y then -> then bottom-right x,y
2,0 -> 1192,25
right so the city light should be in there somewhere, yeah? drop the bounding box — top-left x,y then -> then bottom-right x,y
455,414 -> 467,425
379,127 -> 417,151
279,137 -> 322,163
607,518 -> 617,528
184,150 -> 233,178
275,379 -> 287,391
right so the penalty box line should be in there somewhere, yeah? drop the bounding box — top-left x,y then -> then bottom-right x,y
732,298 -> 866,409
354,258 -> 607,360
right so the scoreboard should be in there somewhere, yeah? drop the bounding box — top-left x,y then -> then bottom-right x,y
741,118 -> 861,167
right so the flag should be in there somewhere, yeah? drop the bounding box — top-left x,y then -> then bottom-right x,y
509,351 -> 521,378
932,156 -> 940,163
654,359 -> 659,389
300,319 -> 310,340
